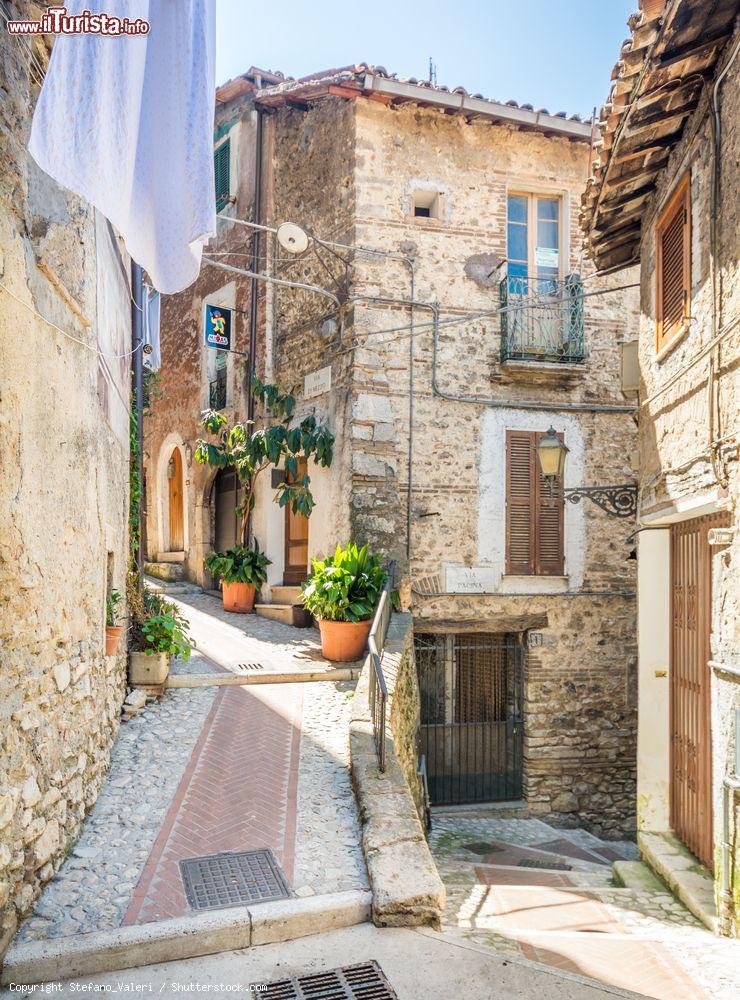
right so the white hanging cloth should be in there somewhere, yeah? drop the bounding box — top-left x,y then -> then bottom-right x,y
28,0 -> 217,294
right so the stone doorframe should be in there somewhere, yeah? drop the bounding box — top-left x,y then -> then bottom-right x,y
155,433 -> 190,560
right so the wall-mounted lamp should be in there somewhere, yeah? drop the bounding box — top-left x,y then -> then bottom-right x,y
535,426 -> 638,519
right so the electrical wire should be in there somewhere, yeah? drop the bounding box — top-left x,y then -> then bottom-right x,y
0,279 -> 144,360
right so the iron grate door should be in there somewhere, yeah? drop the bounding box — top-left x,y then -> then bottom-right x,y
415,632 -> 524,805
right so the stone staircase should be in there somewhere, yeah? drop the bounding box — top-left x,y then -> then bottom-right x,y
255,584 -> 305,626
143,559 -> 184,583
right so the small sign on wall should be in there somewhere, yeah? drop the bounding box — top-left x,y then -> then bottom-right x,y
304,364 -> 332,399
534,246 -> 559,269
445,565 -> 497,594
204,303 -> 232,351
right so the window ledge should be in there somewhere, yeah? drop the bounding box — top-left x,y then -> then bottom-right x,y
501,575 -> 570,594
656,322 -> 689,364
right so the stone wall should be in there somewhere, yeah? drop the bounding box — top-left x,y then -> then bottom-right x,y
385,621 -> 425,823
632,48 -> 739,931
0,18 -> 130,957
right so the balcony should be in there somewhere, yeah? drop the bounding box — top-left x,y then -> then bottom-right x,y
499,274 -> 585,365
209,369 -> 227,410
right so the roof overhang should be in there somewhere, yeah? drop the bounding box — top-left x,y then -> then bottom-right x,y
581,0 -> 739,273
256,67 -> 594,141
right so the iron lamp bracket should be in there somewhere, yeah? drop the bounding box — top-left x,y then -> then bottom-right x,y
562,483 -> 638,518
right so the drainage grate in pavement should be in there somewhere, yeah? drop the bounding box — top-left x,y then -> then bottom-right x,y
462,842 -> 498,854
180,849 -> 290,910
258,961 -> 398,999
518,858 -> 572,871
236,662 -> 264,672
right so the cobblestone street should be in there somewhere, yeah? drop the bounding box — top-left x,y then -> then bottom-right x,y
430,815 -> 740,1000
14,587 -> 367,943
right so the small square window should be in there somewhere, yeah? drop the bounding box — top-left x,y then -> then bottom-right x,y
410,188 -> 442,221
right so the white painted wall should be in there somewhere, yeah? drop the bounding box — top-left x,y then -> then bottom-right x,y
636,527 -> 671,832
474,407 -> 586,593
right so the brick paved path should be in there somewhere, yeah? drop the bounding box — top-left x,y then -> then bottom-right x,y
431,815 -> 739,1000
124,682 -> 303,924
15,590 -> 367,944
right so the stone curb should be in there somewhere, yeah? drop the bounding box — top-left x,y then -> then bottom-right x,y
1,890 -> 371,985
167,668 -> 362,687
349,635 -> 446,929
637,831 -> 718,933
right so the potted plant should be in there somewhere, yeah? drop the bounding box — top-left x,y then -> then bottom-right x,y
301,542 -> 386,661
204,543 -> 271,613
129,588 -> 192,685
105,590 -> 124,655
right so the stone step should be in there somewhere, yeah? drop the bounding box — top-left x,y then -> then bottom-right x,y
254,603 -> 295,626
612,859 -> 666,894
143,561 -> 184,582
271,585 -> 303,604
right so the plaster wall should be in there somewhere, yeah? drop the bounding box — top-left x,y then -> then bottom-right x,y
0,23 -> 129,955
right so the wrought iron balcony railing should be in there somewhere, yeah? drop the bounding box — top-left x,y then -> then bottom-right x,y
209,370 -> 227,410
499,273 -> 585,364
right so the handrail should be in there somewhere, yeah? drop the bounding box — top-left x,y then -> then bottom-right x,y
368,561 -> 395,772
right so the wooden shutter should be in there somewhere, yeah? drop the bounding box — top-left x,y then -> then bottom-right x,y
534,430 -> 565,576
656,173 -> 690,352
506,431 -> 535,574
506,430 -> 564,576
214,140 -> 230,210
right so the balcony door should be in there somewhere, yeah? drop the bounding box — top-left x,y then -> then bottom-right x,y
507,193 -> 561,289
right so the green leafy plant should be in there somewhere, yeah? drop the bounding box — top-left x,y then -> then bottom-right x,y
129,586 -> 192,659
106,590 -> 124,627
204,543 -> 271,587
195,377 -> 334,546
140,611 -> 192,660
301,543 -> 386,623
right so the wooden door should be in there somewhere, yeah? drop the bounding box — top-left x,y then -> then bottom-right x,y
670,512 -> 728,867
214,468 -> 239,552
284,458 -> 309,585
167,448 -> 184,552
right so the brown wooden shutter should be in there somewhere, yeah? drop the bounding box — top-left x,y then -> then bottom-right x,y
534,430 -> 565,576
656,173 -> 690,352
506,430 -> 564,576
506,431 -> 535,575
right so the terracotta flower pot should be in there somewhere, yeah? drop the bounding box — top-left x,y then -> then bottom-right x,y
105,625 -> 123,656
318,618 -> 373,662
129,651 -> 170,685
222,580 -> 256,613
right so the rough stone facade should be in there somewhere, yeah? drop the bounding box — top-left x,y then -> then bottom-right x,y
147,71 -> 639,836
629,48 -> 738,932
0,16 -> 130,959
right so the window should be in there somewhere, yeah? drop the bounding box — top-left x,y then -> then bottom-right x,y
410,188 -> 443,221
506,429 -> 564,576
507,193 -> 561,288
656,173 -> 690,354
214,139 -> 231,212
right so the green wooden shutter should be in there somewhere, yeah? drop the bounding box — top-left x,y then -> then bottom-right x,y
214,140 -> 231,211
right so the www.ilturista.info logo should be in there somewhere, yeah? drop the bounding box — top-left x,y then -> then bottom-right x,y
5,6 -> 150,35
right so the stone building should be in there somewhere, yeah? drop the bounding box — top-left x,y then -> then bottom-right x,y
581,0 -> 739,933
0,15 -> 130,955
145,64 -> 639,837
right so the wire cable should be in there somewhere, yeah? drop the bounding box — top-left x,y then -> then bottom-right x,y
0,279 -> 144,360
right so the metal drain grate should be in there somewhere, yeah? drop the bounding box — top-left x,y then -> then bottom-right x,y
258,961 -> 398,999
180,849 -> 290,911
517,858 -> 572,871
236,662 -> 264,672
462,842 -> 498,854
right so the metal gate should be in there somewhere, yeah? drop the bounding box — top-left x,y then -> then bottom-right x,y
670,512 -> 728,868
415,632 -> 524,805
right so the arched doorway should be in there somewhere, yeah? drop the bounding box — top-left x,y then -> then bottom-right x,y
167,448 -> 184,552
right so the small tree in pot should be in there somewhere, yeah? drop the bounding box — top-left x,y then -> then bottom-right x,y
204,543 -> 271,613
301,543 -> 386,661
195,377 -> 334,613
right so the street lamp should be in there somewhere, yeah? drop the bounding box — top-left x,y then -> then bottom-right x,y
535,426 -> 638,519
